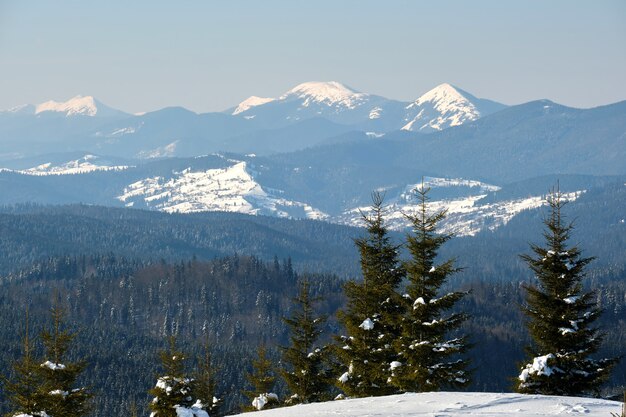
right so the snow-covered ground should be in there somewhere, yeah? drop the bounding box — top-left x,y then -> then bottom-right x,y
117,161 -> 328,220
1,154 -> 130,175
231,392 -> 622,417
0,152 -> 586,235
340,186 -> 583,237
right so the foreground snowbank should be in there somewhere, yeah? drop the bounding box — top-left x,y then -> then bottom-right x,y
232,392 -> 621,416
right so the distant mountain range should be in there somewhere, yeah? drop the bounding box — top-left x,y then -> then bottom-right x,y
1,81 -> 624,235
226,81 -> 506,133
3,95 -> 129,118
0,81 -> 508,160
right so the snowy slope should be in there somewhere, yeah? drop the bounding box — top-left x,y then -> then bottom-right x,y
402,84 -> 507,132
0,150 -> 589,236
231,392 -> 621,417
337,178 -> 583,236
117,160 -> 328,219
0,154 -> 130,175
116,166 -> 583,236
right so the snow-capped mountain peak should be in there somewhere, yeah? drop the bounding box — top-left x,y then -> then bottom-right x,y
0,95 -> 129,118
402,83 -> 504,132
232,96 -> 276,115
412,83 -> 475,109
36,95 -> 101,116
280,81 -> 368,109
227,80 -> 504,131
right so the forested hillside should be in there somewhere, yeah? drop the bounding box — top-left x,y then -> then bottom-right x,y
0,204 -> 364,276
1,254 -> 623,416
2,179 -> 624,280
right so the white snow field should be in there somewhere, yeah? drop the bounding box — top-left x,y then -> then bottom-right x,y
231,392 -> 622,417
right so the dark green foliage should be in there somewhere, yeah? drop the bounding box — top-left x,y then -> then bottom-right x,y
194,343 -> 221,416
0,250 -> 624,416
0,254 -> 345,416
2,310 -> 41,417
36,303 -> 91,417
148,337 -> 202,417
516,189 -> 618,396
0,203 -> 364,277
336,192 -> 404,397
391,185 -> 470,392
242,345 -> 279,411
280,281 -> 332,404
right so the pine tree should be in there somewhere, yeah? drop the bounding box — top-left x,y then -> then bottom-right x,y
149,337 -> 207,417
391,184 -> 470,392
515,188 -> 618,396
242,345 -> 279,411
194,342 -> 221,416
3,309 -> 42,417
336,192 -> 405,397
280,280 -> 331,404
36,302 -> 91,417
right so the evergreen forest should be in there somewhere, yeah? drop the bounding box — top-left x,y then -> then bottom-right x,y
0,188 -> 624,416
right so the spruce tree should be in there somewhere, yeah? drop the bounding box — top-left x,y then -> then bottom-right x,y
336,192 -> 404,397
391,184 -> 470,392
3,309 -> 42,417
149,337 -> 208,417
36,303 -> 91,417
242,345 -> 279,411
194,342 -> 221,416
280,280 -> 331,404
516,188 -> 618,396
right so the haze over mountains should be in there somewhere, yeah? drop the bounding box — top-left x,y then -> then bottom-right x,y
1,80 -> 625,236
0,81 -> 507,159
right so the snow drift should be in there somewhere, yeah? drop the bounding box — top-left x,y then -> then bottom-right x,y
230,392 -> 621,417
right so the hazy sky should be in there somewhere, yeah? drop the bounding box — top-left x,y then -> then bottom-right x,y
1,0 -> 625,114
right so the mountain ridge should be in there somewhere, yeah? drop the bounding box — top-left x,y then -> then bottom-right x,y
2,95 -> 129,118
229,81 -> 507,133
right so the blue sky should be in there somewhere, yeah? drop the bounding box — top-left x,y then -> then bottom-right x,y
1,0 -> 624,113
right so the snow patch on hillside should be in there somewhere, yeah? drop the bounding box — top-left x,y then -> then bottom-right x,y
405,177 -> 502,194
5,155 -> 130,176
107,124 -> 142,137
117,161 -> 328,220
369,107 -> 383,119
230,392 -> 621,417
340,179 -> 582,236
137,141 -> 179,159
